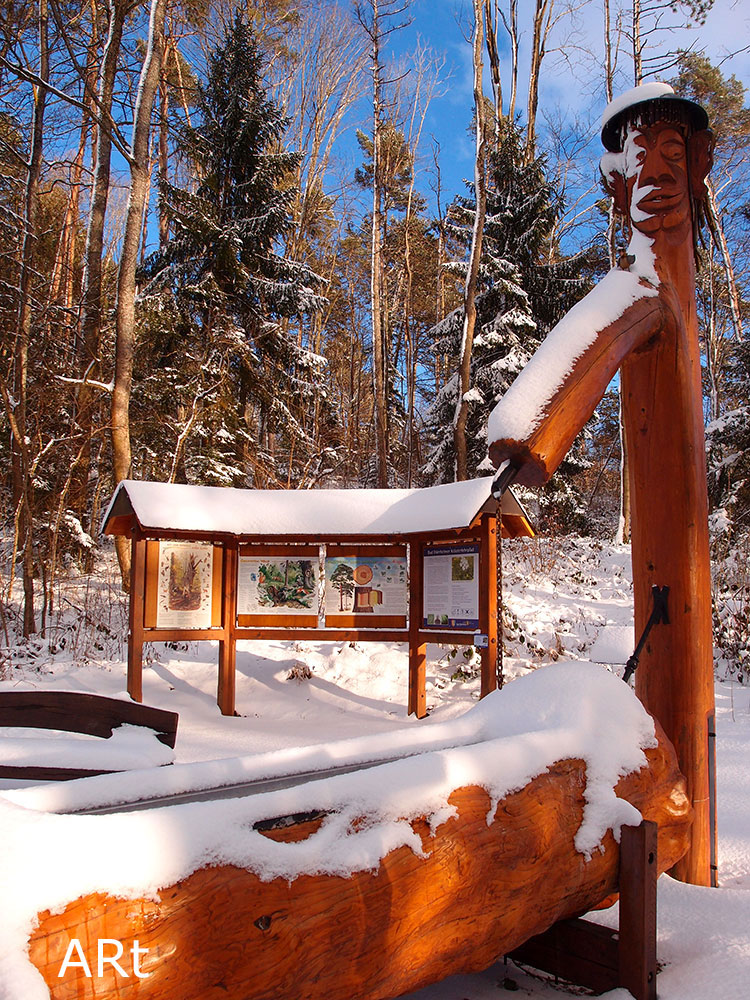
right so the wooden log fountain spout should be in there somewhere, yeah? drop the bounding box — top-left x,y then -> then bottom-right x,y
19,664 -> 692,1000
488,82 -> 717,887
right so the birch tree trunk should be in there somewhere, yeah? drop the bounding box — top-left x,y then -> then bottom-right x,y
603,0 -> 632,543
454,0 -> 486,482
507,0 -> 518,122
111,0 -> 167,588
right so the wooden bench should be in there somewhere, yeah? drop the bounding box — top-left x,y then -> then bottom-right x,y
0,691 -> 178,781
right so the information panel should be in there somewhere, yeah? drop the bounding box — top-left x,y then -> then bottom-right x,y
156,540 -> 214,629
422,543 -> 480,629
325,553 -> 407,618
237,556 -> 319,616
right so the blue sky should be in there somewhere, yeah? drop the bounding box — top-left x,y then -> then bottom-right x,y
345,0 -> 750,224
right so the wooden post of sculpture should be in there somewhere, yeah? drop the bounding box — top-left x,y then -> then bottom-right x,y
488,83 -> 717,886
613,105 -> 716,887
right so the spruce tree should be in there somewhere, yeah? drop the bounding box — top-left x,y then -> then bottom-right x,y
140,17 -> 327,487
423,119 -> 589,521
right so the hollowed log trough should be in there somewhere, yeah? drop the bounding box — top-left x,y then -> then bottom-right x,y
28,717 -> 690,1000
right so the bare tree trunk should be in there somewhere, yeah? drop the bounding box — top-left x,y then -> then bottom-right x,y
526,0 -> 549,161
111,0 -> 167,588
604,0 -> 616,267
603,0 -> 612,102
11,0 -> 49,635
703,254 -> 723,424
632,0 -> 643,84
70,0 -> 128,521
484,0 -> 502,141
506,0 -> 518,122
454,0 -> 487,482
157,44 -> 170,249
49,7 -> 99,317
368,2 -> 389,487
604,0 -> 631,543
706,181 -> 744,344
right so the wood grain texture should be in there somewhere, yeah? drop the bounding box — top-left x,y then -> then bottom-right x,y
486,118 -> 718,884
624,237 -> 715,886
28,721 -> 690,1000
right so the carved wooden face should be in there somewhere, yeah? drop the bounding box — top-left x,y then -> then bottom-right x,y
624,123 -> 692,241
602,118 -> 714,252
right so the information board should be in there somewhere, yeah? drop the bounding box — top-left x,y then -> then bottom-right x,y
422,542 -> 480,629
237,556 -> 319,616
156,540 -> 214,629
325,553 -> 407,618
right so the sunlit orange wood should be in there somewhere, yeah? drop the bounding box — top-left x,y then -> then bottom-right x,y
488,292 -> 670,486
29,721 -> 690,1000
488,104 -> 717,886
623,250 -> 714,887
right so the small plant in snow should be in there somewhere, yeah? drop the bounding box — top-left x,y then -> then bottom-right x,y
287,661 -> 313,682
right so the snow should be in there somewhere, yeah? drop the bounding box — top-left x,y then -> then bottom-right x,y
104,476 -> 501,537
1,535 -> 749,1000
0,723 -> 173,771
600,82 -> 675,136
588,625 -> 634,666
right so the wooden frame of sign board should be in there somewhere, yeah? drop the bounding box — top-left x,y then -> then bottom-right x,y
123,518 -> 499,720
106,481 -> 532,719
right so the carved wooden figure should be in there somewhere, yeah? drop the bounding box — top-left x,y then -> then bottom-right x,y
488,82 -> 717,886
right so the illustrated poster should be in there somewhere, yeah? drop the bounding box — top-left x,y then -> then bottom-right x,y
325,555 -> 407,616
237,556 -> 319,616
422,543 -> 480,629
156,541 -> 213,629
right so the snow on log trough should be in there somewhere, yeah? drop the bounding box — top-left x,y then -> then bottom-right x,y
1,662 -> 692,1000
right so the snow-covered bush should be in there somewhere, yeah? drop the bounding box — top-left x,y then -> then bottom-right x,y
711,527 -> 750,681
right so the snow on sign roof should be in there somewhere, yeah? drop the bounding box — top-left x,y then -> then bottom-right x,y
103,478 -> 532,540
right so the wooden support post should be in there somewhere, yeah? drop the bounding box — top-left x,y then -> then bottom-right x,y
479,513 -> 498,698
496,512 -> 504,688
509,820 -> 658,1000
619,820 -> 658,1000
408,539 -> 426,718
218,542 -> 238,717
127,534 -> 146,703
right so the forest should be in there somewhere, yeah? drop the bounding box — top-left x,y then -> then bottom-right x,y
0,0 -> 748,650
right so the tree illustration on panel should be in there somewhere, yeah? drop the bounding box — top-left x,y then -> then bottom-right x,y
330,562 -> 355,612
169,552 -> 202,611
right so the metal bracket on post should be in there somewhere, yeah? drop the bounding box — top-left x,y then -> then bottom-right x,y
708,711 -> 718,888
623,585 -> 670,684
491,459 -> 518,499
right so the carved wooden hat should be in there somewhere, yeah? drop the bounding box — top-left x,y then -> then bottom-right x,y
601,82 -> 709,152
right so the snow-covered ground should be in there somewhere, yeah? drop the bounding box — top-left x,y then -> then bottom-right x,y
1,535 -> 749,999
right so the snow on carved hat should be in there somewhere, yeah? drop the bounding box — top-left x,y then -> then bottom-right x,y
600,81 -> 709,152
